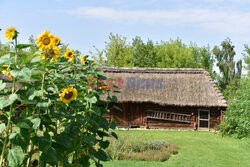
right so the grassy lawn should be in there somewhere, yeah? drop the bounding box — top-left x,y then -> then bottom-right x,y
103,130 -> 250,167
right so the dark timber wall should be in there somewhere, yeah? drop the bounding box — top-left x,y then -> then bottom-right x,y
107,102 -> 224,130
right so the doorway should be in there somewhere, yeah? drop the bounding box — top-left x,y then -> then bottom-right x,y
198,110 -> 210,129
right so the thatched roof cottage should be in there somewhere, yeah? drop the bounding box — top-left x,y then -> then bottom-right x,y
99,67 -> 227,130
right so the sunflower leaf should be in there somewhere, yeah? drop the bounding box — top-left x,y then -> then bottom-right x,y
7,146 -> 25,167
0,54 -> 14,66
10,68 -> 32,81
31,56 -> 41,63
16,44 -> 34,50
0,80 -> 6,91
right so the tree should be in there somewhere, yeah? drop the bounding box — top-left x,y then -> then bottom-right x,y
131,36 -> 157,67
213,38 -> 242,95
94,34 -> 215,77
103,33 -> 132,67
243,45 -> 250,76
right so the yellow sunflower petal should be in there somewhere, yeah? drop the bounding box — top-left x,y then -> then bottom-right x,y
80,55 -> 86,65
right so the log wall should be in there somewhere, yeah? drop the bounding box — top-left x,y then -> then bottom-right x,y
108,102 -> 224,130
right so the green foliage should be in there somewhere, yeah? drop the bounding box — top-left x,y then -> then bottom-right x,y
243,45 -> 250,76
218,78 -> 250,138
93,34 -> 215,78
0,30 -> 117,166
213,38 -> 242,94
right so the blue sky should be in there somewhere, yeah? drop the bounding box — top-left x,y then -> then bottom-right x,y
0,0 -> 250,63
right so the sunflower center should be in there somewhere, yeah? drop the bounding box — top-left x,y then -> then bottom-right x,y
10,31 -> 14,37
64,91 -> 73,100
43,38 -> 50,45
68,52 -> 72,57
48,50 -> 55,55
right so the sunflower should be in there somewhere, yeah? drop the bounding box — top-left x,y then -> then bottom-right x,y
5,27 -> 17,41
36,31 -> 55,51
59,87 -> 77,103
40,47 -> 60,62
48,47 -> 60,62
64,49 -> 74,62
80,55 -> 86,65
53,36 -> 60,46
2,69 -> 13,81
99,85 -> 109,92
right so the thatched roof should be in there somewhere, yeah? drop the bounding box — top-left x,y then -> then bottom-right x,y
98,67 -> 227,108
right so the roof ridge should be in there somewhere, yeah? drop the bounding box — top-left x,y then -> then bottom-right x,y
97,67 -> 207,74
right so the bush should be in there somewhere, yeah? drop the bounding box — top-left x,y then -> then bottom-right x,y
218,77 -> 250,139
106,135 -> 178,161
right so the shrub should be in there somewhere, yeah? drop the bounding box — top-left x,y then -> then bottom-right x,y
218,78 -> 250,139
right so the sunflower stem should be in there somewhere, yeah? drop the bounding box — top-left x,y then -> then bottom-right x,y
74,58 -> 77,87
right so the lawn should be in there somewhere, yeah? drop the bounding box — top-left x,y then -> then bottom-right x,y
103,130 -> 250,167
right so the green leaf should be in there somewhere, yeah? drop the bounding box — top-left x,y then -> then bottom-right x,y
0,54 -> 14,66
40,146 -> 58,166
113,105 -> 122,111
96,70 -> 105,76
83,134 -> 96,146
16,119 -> 33,129
97,131 -> 110,138
16,44 -> 34,49
54,133 -> 72,149
33,50 -> 43,55
27,88 -> 43,100
97,118 -> 109,131
31,56 -> 41,63
7,146 -> 25,167
9,129 -> 30,150
20,99 -> 37,105
109,95 -> 118,103
94,149 -> 109,161
110,121 -> 116,130
0,123 -> 5,133
0,94 -> 18,110
37,99 -> 51,109
31,118 -> 41,130
99,140 -> 110,149
111,132 -> 118,140
112,115 -> 119,122
85,96 -> 97,104
0,80 -> 6,91
32,133 -> 51,152
10,68 -> 32,81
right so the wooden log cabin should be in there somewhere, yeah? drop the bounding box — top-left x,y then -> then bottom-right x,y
99,67 -> 227,130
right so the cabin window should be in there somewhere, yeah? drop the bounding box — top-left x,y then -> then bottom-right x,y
198,110 -> 210,129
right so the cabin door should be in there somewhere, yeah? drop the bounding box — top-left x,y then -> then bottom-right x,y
198,110 -> 210,129
128,103 -> 141,127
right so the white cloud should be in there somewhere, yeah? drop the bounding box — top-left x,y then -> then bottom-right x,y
67,7 -> 250,38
